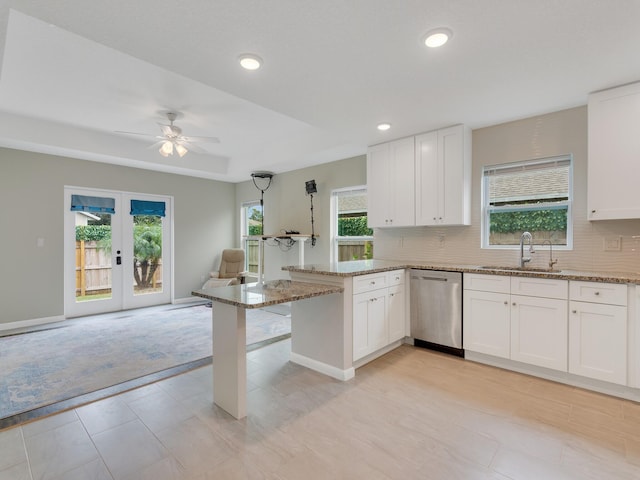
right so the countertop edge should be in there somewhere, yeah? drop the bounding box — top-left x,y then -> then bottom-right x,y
192,281 -> 344,309
283,262 -> 640,285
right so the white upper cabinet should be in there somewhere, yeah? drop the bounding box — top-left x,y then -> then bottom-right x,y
367,137 -> 415,228
416,125 -> 472,226
367,124 -> 471,228
588,81 -> 640,220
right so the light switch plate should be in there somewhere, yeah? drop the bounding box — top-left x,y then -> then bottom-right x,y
603,236 -> 621,251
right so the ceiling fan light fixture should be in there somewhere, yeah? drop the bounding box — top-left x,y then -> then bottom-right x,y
377,123 -> 391,131
239,53 -> 262,70
160,140 -> 173,157
423,28 -> 452,48
175,144 -> 188,157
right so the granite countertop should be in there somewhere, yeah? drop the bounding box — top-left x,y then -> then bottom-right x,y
282,260 -> 640,285
192,279 -> 344,309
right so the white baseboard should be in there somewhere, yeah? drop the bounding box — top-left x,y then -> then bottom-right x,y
465,351 -> 640,403
353,340 -> 403,369
173,296 -> 206,305
0,315 -> 65,332
290,352 -> 355,381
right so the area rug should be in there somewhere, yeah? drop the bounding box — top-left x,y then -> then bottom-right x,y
0,303 -> 291,421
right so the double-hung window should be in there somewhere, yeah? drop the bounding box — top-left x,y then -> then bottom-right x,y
241,201 -> 263,273
482,155 -> 572,249
330,186 -> 374,262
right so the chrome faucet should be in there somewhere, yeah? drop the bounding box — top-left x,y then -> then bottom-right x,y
519,231 -> 534,268
541,240 -> 558,270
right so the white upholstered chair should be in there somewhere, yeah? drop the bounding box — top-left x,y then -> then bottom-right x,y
202,248 -> 247,289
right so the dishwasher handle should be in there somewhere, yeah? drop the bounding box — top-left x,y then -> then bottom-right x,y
411,275 -> 448,282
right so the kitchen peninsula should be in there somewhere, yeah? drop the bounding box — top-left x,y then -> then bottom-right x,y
193,280 -> 343,419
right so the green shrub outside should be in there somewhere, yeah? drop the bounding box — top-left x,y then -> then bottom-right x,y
338,217 -> 373,236
489,209 -> 567,234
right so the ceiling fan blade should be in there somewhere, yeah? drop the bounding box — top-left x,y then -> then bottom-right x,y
182,135 -> 220,144
177,140 -> 208,154
114,130 -> 156,138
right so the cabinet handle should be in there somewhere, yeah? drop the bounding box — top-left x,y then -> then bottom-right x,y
572,310 -> 577,314
504,301 -> 508,305
594,292 -> 600,296
512,302 -> 516,306
370,281 -> 376,285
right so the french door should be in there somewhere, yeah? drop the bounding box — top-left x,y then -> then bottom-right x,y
64,187 -> 172,318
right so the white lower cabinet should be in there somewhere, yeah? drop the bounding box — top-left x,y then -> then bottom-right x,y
353,270 -> 406,361
510,294 -> 568,371
388,284 -> 406,343
463,289 -> 510,358
464,274 -> 568,372
569,281 -> 628,385
353,289 -> 388,360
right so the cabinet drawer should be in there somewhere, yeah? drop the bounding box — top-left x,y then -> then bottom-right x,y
353,273 -> 388,294
510,276 -> 567,300
387,269 -> 405,286
569,281 -> 627,306
464,273 -> 510,293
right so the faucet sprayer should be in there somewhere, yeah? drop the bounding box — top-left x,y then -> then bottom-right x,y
541,240 -> 558,270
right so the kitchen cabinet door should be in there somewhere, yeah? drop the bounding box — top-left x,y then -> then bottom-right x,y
569,301 -> 627,385
463,289 -> 510,358
353,290 -> 388,361
367,142 -> 391,228
510,295 -> 568,372
415,125 -> 471,226
387,284 -> 406,343
366,137 -> 415,227
588,81 -> 640,220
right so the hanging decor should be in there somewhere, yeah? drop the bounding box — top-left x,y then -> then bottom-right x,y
305,179 -> 317,246
251,171 -> 274,234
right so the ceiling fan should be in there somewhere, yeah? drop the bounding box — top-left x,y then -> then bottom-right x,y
116,112 -> 220,158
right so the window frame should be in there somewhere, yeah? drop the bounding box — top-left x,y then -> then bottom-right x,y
330,185 -> 373,263
240,200 -> 263,273
481,154 -> 574,250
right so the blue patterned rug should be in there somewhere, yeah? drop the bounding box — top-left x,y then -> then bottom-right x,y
0,303 -> 291,421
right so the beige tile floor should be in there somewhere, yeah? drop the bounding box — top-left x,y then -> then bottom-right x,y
2,340 -> 640,479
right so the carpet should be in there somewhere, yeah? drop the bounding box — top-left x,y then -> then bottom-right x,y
0,303 -> 291,421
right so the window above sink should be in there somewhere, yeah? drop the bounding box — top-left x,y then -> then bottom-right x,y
482,154 -> 573,251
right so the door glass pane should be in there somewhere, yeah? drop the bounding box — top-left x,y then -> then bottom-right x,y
75,212 -> 112,302
133,215 -> 163,296
243,202 -> 262,274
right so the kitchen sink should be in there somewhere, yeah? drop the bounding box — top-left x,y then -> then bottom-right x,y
478,265 -> 558,273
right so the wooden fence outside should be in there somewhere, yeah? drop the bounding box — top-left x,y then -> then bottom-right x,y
489,231 -> 566,245
75,241 -> 162,296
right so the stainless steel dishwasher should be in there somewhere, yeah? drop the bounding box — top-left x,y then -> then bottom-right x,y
410,270 -> 463,357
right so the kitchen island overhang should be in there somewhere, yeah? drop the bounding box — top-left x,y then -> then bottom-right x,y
192,280 -> 345,419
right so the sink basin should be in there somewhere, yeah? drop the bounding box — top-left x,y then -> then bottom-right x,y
478,265 -> 557,273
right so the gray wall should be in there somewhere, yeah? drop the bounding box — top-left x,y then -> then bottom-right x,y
235,155 -> 366,280
374,106 -> 640,273
0,147 -> 236,324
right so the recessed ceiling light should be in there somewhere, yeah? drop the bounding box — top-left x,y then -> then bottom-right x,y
377,123 -> 391,131
423,28 -> 452,48
238,54 -> 262,70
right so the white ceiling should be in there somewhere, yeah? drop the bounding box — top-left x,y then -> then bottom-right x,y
1,1 -> 639,183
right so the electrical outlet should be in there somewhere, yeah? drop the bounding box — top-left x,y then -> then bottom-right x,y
603,236 -> 621,251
